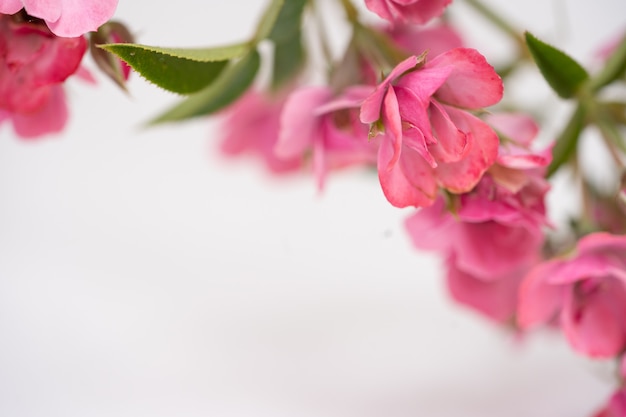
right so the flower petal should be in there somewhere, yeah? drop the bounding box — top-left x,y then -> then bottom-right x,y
561,279 -> 626,357
11,85 -> 68,138
377,136 -> 437,208
427,48 -> 503,109
517,260 -> 565,329
275,86 -> 331,159
434,107 -> 498,193
360,55 -> 421,124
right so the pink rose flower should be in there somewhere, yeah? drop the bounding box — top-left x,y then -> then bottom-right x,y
218,90 -> 302,175
518,233 -> 626,358
405,114 -> 551,322
592,387 -> 626,417
275,85 -> 377,190
0,13 -> 86,138
0,0 -> 118,37
365,0 -> 452,24
360,48 -> 503,208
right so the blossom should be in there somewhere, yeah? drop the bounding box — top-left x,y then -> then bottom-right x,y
405,114 -> 551,322
518,233 -> 626,358
0,0 -> 118,37
360,48 -> 503,208
218,90 -> 302,175
275,85 -> 377,190
364,0 -> 452,24
0,13 -> 86,138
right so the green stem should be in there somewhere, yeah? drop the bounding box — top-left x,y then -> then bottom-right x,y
547,103 -> 588,177
339,0 -> 359,23
590,32 -> 626,92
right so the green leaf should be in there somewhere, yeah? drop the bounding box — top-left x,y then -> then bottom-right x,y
100,43 -> 250,94
149,50 -> 261,125
547,104 -> 587,177
267,0 -> 307,43
525,32 -> 589,99
253,0 -> 285,43
272,33 -> 304,89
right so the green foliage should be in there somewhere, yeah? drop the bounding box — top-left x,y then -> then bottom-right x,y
268,0 -> 308,88
525,32 -> 589,99
100,43 -> 250,95
149,50 -> 261,124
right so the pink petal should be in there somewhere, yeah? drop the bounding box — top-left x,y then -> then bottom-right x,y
313,132 -> 327,191
394,0 -> 452,24
315,85 -> 373,115
427,48 -> 503,109
548,254 -> 626,285
454,221 -> 543,279
360,55 -> 421,124
381,86 -> 404,170
396,64 -> 453,103
561,279 -> 626,357
577,232 -> 626,256
427,100 -> 468,163
11,85 -> 68,138
21,0 -> 62,22
0,0 -> 22,14
446,255 -> 524,323
517,260 -> 565,329
404,197 -> 456,252
486,113 -> 539,146
434,107 -> 498,193
496,144 -> 553,170
275,86 -> 332,159
43,0 -> 119,37
377,136 -> 437,208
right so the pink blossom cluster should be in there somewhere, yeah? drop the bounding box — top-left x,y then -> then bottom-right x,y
218,1 -> 626,410
0,1 -> 118,139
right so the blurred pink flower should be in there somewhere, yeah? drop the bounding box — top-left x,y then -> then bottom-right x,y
0,0 -> 118,37
360,49 -> 503,208
0,13 -> 86,138
592,387 -> 626,417
218,90 -> 302,175
518,233 -> 626,358
365,0 -> 452,24
275,85 -> 377,190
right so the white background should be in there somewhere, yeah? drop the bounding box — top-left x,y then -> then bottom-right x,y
0,1 -> 625,416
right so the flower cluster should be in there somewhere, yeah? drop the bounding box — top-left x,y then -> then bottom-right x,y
213,2 -> 626,412
3,0 -> 626,414
0,0 -> 128,139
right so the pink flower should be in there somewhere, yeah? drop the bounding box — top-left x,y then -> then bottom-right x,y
365,0 -> 452,24
0,13 -> 86,138
405,116 -> 551,322
518,233 -> 626,358
275,85 -> 377,190
360,49 -> 503,208
405,171 -> 548,322
218,90 -> 302,175
0,0 -> 118,37
592,387 -> 626,417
